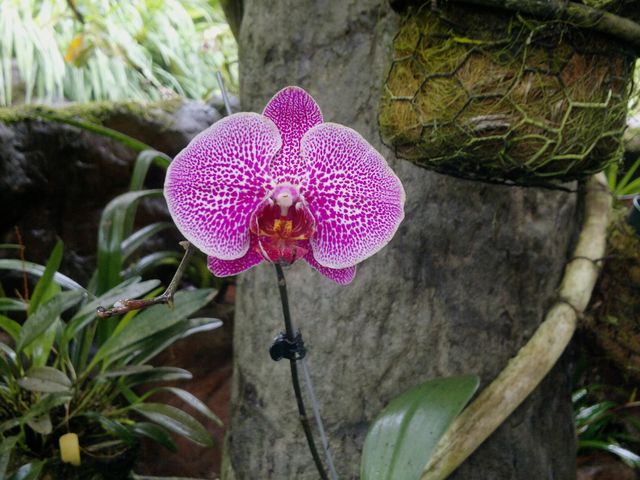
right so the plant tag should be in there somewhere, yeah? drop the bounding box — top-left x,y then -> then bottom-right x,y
59,433 -> 81,466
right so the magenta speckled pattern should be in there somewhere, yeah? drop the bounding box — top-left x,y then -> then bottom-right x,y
163,87 -> 405,284
164,112 -> 280,259
207,238 -> 264,277
303,248 -> 356,285
263,86 -> 323,185
301,123 -> 406,269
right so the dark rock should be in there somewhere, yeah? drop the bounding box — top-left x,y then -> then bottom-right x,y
0,100 -> 220,283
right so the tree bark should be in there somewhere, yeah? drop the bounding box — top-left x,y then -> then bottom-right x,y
224,1 -> 578,478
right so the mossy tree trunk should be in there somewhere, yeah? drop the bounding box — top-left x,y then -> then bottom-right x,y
224,1 -> 578,478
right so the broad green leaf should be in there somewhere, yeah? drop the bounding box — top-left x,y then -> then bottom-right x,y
361,375 -> 479,480
8,460 -> 45,480
28,239 -> 63,315
18,366 -> 72,393
92,289 -> 213,367
0,260 -> 84,291
0,298 -> 27,312
0,315 -> 20,342
132,403 -> 213,447
17,290 -> 84,351
26,413 -> 52,434
155,387 -> 222,426
131,422 -> 177,452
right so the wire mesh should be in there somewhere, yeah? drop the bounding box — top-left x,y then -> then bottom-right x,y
379,4 -> 636,185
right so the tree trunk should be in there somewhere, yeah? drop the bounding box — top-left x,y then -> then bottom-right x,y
224,1 -> 578,478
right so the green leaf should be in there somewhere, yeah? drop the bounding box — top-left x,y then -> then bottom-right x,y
83,412 -> 136,446
0,393 -> 70,433
26,412 -> 52,434
130,151 -> 171,191
0,260 -> 84,291
121,222 -> 174,261
0,315 -> 21,342
155,387 -> 222,426
132,403 -> 213,447
0,298 -> 27,312
63,278 -> 161,343
96,189 -> 164,296
17,290 -> 84,351
92,289 -> 213,367
579,440 -> 640,468
131,422 -> 177,452
18,366 -> 72,393
98,365 -> 156,378
0,436 -> 19,478
28,239 -> 63,315
125,367 -> 192,387
361,375 -> 479,480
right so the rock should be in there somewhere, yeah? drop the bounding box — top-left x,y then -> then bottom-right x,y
0,100 -> 220,283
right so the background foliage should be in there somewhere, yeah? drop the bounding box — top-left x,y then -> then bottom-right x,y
0,0 -> 238,105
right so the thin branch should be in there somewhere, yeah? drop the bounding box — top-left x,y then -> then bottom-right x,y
421,173 -> 611,480
96,241 -> 196,318
274,264 -> 329,480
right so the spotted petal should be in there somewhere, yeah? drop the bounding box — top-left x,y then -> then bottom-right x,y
301,123 -> 405,269
304,251 -> 356,285
164,113 -> 281,259
263,86 -> 323,185
208,238 -> 264,277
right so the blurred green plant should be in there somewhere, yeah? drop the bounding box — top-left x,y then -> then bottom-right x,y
0,0 -> 237,106
574,385 -> 640,469
0,240 -> 222,479
606,155 -> 640,197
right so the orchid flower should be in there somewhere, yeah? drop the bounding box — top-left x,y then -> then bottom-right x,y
164,87 -> 405,284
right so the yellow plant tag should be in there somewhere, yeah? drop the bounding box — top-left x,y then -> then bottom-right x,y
59,433 -> 81,466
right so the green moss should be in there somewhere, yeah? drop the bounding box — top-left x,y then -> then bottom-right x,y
379,5 -> 635,185
0,98 -> 182,125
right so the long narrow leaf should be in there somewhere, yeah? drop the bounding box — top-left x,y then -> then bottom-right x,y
17,290 -> 84,351
0,260 -> 84,291
121,222 -> 174,261
92,288 -> 213,367
132,403 -> 213,447
27,239 -> 64,315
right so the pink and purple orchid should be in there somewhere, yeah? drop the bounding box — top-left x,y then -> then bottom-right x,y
164,87 -> 405,284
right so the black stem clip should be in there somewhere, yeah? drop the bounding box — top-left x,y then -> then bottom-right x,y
270,331 -> 306,361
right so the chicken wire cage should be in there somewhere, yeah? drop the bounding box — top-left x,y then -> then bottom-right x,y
379,3 -> 637,186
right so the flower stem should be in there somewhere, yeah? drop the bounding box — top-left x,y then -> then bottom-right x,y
96,241 -> 195,318
274,263 -> 329,480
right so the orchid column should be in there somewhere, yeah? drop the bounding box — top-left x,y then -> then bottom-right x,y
224,0 -> 578,479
